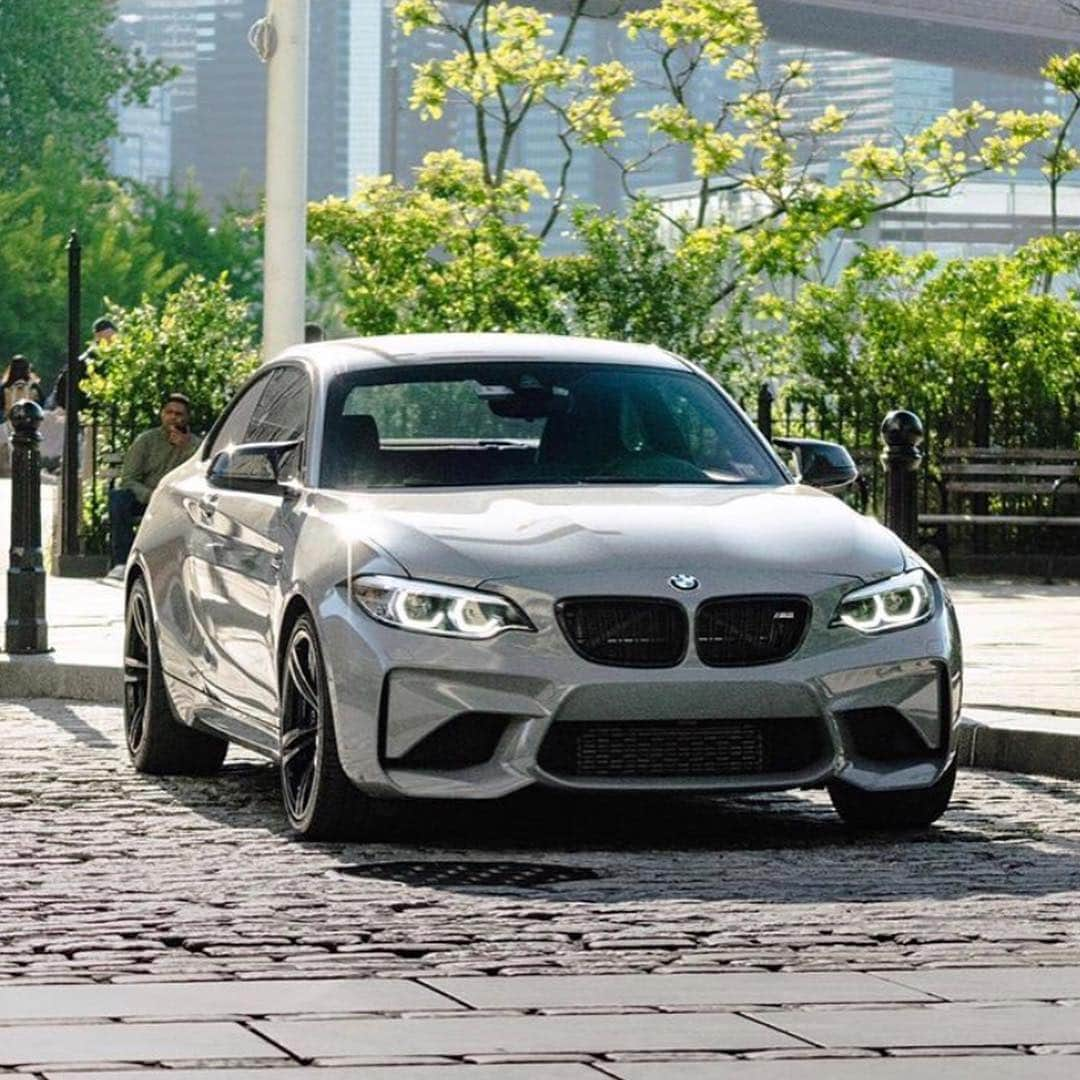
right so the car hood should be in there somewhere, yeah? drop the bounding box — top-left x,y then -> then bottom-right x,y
317,484 -> 906,594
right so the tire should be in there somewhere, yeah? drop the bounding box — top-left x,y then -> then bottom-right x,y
828,760 -> 957,830
124,576 -> 228,775
278,613 -> 369,840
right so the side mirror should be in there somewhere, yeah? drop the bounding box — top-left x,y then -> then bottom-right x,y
208,439 -> 301,494
773,437 -> 858,493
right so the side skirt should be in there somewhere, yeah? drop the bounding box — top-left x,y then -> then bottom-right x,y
165,671 -> 279,760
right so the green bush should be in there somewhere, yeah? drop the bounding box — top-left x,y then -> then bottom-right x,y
782,237 -> 1080,448
85,273 -> 259,437
78,274 -> 259,552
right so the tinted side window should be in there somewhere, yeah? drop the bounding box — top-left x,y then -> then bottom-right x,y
206,374 -> 272,459
245,367 -> 310,444
244,366 -> 310,482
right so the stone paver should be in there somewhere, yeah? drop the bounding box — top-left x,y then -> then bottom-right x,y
424,972 -> 934,1008
253,1012 -> 805,1057
750,1003 -> 1080,1048
0,1020 -> 283,1066
947,579 -> 1080,716
44,1070 -> 596,1080
0,977 -> 458,1021
4,700 -> 1080,985
873,965 -> 1080,1001
607,1059 -> 1080,1079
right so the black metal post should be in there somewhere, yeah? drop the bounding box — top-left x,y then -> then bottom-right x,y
61,230 -> 82,559
5,401 -> 49,654
973,382 -> 991,556
757,381 -> 775,441
881,409 -> 924,547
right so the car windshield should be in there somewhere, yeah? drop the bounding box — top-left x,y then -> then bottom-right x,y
320,361 -> 784,489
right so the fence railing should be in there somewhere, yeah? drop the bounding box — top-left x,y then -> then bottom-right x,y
739,381 -> 1080,565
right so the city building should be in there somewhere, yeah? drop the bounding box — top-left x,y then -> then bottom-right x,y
106,0 -> 1080,253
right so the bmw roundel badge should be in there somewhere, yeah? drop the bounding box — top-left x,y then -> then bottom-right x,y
669,574 -> 699,591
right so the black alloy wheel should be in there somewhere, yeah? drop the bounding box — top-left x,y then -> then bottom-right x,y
124,583 -> 152,757
123,576 -> 227,775
279,613 -> 368,839
280,623 -> 322,822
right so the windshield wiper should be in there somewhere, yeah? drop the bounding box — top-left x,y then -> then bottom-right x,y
576,474 -> 748,485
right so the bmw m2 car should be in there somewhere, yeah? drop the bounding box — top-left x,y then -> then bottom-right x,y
122,334 -> 962,838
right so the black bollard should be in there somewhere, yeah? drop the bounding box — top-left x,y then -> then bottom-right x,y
5,400 -> 49,653
881,409 -> 923,548
756,381 -> 775,442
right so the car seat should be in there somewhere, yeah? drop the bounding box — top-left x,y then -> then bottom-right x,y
324,413 -> 381,487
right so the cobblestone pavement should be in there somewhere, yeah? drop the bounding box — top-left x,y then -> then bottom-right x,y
6,699 -> 1080,987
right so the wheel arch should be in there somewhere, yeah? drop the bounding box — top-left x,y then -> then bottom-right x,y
277,593 -> 314,685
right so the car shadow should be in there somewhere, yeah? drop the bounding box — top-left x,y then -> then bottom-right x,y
145,757 -> 1080,905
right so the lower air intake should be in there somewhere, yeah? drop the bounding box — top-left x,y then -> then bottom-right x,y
538,717 -> 827,778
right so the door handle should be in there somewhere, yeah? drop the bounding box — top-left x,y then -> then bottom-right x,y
197,495 -> 218,522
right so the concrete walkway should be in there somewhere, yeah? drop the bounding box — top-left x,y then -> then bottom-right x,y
2,477 -> 1077,774
3,967 -> 1080,1074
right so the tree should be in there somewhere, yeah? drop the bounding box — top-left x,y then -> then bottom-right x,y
397,0 -> 627,238
308,151 -> 562,335
0,143 -> 183,387
0,144 -> 261,389
137,184 -> 262,308
309,0 -> 1060,377
0,0 -> 174,184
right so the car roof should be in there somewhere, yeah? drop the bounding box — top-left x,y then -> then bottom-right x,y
274,333 -> 690,377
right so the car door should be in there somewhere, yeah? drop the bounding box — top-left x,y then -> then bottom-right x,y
195,365 -> 311,727
177,371 -> 271,708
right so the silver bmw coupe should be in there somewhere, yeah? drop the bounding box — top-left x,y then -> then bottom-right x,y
123,333 -> 962,838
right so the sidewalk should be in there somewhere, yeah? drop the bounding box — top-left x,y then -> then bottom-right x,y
2,478 -> 1077,775
4,967 -> 1080,1074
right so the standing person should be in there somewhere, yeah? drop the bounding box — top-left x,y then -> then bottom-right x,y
49,316 -> 116,411
108,394 -> 199,579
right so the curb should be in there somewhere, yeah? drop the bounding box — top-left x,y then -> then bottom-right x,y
957,710 -> 1080,781
0,656 -> 122,705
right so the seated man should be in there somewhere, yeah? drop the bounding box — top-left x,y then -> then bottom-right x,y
108,394 -> 198,578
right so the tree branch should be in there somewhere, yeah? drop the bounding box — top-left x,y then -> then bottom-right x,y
539,131 -> 575,239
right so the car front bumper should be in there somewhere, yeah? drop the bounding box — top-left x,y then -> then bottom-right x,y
317,580 -> 962,801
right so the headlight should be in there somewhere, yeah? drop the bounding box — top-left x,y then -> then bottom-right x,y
349,575 -> 534,639
834,569 -> 933,634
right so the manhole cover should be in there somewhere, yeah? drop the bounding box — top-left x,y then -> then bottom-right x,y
336,860 -> 601,887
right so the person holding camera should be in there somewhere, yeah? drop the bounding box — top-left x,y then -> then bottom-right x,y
108,393 -> 198,579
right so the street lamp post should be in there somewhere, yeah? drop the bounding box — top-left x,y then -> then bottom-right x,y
254,0 -> 310,362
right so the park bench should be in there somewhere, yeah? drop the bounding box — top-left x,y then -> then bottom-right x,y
919,447 -> 1080,580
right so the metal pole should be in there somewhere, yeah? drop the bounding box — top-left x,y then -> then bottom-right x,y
881,409 -> 924,547
5,401 -> 49,654
756,381 -> 775,442
62,230 -> 82,558
258,0 -> 310,361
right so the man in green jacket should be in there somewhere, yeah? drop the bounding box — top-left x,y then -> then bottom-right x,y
108,394 -> 199,578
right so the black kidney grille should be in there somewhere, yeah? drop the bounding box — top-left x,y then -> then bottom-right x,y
558,599 -> 687,667
695,596 -> 811,666
537,718 -> 827,779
